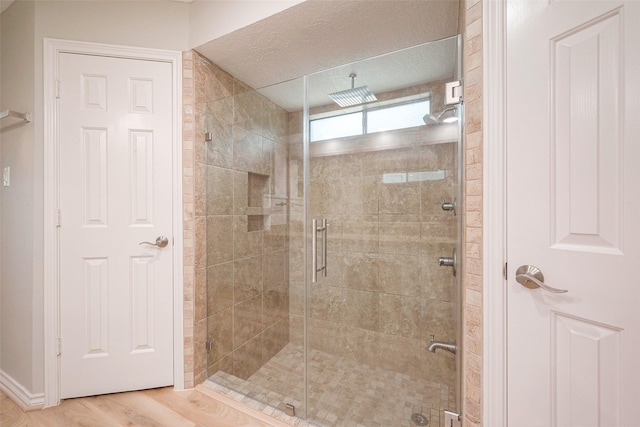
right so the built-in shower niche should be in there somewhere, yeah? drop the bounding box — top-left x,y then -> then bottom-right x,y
247,172 -> 270,232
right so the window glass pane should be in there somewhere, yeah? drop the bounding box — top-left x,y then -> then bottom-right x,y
367,100 -> 430,133
310,112 -> 363,142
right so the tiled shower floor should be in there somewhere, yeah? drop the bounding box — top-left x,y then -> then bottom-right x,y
205,343 -> 455,427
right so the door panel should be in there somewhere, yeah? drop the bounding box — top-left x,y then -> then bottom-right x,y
507,1 -> 640,425
59,53 -> 174,399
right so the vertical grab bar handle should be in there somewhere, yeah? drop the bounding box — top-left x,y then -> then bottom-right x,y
321,219 -> 327,277
312,219 -> 318,283
312,219 -> 328,282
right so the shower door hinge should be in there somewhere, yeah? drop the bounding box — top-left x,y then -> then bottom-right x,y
55,80 -> 61,99
57,337 -> 62,356
205,339 -> 214,352
444,410 -> 461,427
445,80 -> 462,105
504,262 -> 508,280
56,209 -> 62,227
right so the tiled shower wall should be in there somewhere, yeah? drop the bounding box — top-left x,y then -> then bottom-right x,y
187,51 -> 291,385
461,0 -> 483,425
286,80 -> 459,389
182,50 -> 196,388
291,142 -> 457,389
183,43 -> 472,414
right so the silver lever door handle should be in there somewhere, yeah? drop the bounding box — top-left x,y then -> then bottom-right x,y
139,236 -> 169,248
515,265 -> 568,293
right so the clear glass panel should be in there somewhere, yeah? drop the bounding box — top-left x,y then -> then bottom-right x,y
203,70 -> 306,415
304,35 -> 461,427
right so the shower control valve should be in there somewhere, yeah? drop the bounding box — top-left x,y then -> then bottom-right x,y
438,248 -> 457,277
438,257 -> 455,267
441,197 -> 456,215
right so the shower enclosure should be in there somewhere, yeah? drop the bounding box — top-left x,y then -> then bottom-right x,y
199,36 -> 462,427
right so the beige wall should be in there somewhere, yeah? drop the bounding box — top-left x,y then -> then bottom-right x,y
462,0 -> 483,425
189,0 -> 304,48
0,0 -> 38,393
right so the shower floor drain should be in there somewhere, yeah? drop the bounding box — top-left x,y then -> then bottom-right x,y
411,412 -> 429,426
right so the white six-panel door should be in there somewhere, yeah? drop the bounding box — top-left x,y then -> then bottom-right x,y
506,0 -> 640,425
58,52 -> 174,399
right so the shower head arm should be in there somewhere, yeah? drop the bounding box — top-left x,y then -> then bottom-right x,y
423,105 -> 458,126
349,73 -> 356,89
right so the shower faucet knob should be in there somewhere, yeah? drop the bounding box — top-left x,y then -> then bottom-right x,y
441,197 -> 456,214
437,248 -> 457,276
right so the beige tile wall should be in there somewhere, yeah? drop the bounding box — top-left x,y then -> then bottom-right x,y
462,0 -> 483,425
183,50 -> 196,389
189,51 -> 291,384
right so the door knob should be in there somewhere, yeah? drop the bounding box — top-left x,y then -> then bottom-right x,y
515,265 -> 568,293
139,236 -> 169,248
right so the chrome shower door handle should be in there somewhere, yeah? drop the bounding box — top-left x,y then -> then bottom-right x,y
139,236 -> 169,248
312,219 -> 318,283
515,265 -> 568,293
320,219 -> 327,278
311,219 -> 328,283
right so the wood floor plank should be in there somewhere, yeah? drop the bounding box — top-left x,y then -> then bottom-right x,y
143,388 -> 276,427
24,397 -> 121,427
1,388 -> 287,427
88,391 -> 196,427
1,391 -> 29,426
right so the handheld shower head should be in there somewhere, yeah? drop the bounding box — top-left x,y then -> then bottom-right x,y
328,74 -> 377,107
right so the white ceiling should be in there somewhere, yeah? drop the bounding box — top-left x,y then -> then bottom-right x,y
259,36 -> 458,110
195,0 -> 460,110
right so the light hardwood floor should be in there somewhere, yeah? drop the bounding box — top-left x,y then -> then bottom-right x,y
1,386 -> 287,427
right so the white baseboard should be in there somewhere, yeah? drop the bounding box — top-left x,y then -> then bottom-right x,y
0,370 -> 45,411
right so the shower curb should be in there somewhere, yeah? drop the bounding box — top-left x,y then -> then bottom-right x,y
198,381 -> 320,427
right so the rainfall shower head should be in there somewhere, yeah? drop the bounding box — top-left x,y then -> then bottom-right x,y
328,73 -> 377,107
423,106 -> 458,126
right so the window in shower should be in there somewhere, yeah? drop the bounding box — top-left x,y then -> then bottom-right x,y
367,99 -> 430,132
309,98 -> 430,142
309,111 -> 363,141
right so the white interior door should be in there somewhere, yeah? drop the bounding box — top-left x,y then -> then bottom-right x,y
506,1 -> 640,425
58,52 -> 174,399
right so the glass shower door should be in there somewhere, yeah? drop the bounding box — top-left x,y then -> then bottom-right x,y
304,37 -> 461,427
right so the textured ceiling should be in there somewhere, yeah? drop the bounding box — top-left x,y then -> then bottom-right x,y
195,0 -> 460,109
